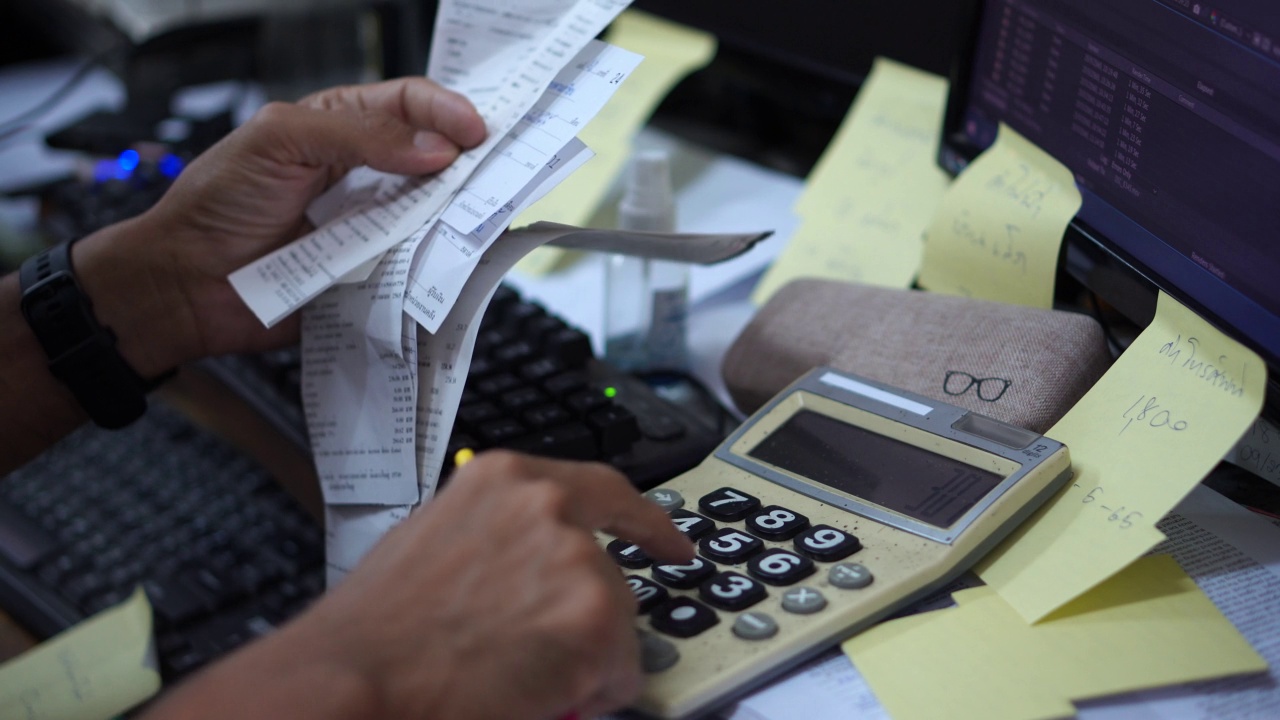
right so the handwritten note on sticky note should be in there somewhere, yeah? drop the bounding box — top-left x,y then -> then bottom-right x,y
917,123 -> 1082,308
977,291 -> 1266,623
0,588 -> 160,720
514,10 -> 717,277
752,57 -> 949,303
845,554 -> 1267,720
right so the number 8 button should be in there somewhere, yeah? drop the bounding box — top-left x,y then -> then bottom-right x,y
745,505 -> 809,541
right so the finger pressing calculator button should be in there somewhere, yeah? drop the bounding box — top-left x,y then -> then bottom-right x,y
745,506 -> 810,541
732,612 -> 778,641
638,630 -> 680,672
643,488 -> 684,511
697,487 -> 761,521
650,597 -> 720,638
793,525 -> 862,562
669,509 -> 716,541
781,587 -> 827,615
699,571 -> 767,612
829,562 -> 874,589
747,548 -> 815,586
652,556 -> 716,589
699,528 -> 764,564
624,575 -> 669,614
607,539 -> 651,569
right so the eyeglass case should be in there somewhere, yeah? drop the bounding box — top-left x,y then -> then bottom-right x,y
722,278 -> 1113,433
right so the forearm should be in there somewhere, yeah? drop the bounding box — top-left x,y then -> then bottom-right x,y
0,215 -> 196,474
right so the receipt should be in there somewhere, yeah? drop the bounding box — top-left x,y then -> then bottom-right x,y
228,0 -> 633,328
404,137 -> 594,332
324,503 -> 411,587
300,251 -> 421,507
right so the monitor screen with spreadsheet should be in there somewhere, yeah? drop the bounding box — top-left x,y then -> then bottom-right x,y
939,0 -> 1280,406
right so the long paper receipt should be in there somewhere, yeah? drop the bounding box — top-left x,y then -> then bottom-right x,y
0,588 -> 160,720
917,122 -> 1082,308
844,554 -> 1267,720
978,291 -> 1266,622
753,56 -> 949,302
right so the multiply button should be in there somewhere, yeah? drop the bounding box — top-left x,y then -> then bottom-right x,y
650,597 -> 719,638
781,587 -> 827,615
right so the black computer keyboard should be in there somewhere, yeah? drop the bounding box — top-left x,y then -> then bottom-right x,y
0,402 -> 327,679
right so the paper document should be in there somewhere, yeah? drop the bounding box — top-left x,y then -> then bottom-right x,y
752,57 -> 950,303
917,122 -> 1083,308
845,554 -> 1266,720
515,9 -> 718,276
228,0 -> 632,328
1225,416 -> 1280,488
727,482 -> 1280,720
324,503 -> 411,587
977,291 -> 1266,622
0,587 -> 160,720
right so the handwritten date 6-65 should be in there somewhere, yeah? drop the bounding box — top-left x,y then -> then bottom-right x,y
1120,394 -> 1188,435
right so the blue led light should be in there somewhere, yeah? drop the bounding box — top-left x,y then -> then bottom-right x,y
117,149 -> 140,172
158,154 -> 185,179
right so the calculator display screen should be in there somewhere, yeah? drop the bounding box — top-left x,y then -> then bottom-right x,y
747,410 -> 1005,528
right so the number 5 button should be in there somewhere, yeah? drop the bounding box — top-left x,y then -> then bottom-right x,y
793,525 -> 862,562
699,528 -> 764,564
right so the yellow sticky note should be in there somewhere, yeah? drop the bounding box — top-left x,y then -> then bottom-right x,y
514,10 -> 717,276
917,123 -> 1082,308
0,588 -> 161,720
977,291 -> 1266,622
752,57 -> 949,303
845,555 -> 1267,720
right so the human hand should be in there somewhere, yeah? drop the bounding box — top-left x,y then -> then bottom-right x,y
73,77 -> 485,378
297,452 -> 694,720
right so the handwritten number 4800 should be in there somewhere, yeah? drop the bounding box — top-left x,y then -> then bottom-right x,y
1120,395 -> 1188,435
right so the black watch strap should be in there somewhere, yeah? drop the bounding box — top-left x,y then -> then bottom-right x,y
19,240 -> 157,429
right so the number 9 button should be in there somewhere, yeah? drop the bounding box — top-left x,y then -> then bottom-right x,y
793,525 -> 862,562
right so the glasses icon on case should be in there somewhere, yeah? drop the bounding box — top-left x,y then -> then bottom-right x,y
943,371 -> 1012,402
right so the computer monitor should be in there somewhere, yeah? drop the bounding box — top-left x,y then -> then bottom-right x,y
939,0 -> 1280,415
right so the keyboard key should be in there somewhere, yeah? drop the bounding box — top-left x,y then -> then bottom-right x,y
505,423 -> 597,460
587,405 -> 641,456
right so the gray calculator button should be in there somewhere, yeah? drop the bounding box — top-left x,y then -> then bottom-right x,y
637,630 -> 680,673
829,563 -> 874,589
644,488 -> 684,511
732,612 -> 779,641
781,587 -> 827,615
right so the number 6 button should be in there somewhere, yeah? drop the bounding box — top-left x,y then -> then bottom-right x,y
793,525 -> 862,562
747,548 -> 814,586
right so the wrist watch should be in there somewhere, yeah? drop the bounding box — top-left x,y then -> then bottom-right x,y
19,239 -> 163,429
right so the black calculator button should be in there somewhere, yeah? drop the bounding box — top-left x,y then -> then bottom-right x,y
697,487 -> 761,521
699,571 -> 767,612
669,509 -> 716,541
607,539 -> 651,569
699,528 -> 764,564
652,556 -> 716,589
745,505 -> 810,541
650,597 -> 719,638
624,575 -> 669,613
794,525 -> 862,561
747,549 -> 815,586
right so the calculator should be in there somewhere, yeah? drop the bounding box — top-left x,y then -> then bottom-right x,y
603,367 -> 1072,719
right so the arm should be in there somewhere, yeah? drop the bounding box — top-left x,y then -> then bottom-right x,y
0,78 -> 486,474
141,452 -> 696,720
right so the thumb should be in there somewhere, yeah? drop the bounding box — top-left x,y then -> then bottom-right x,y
237,101 -> 467,178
